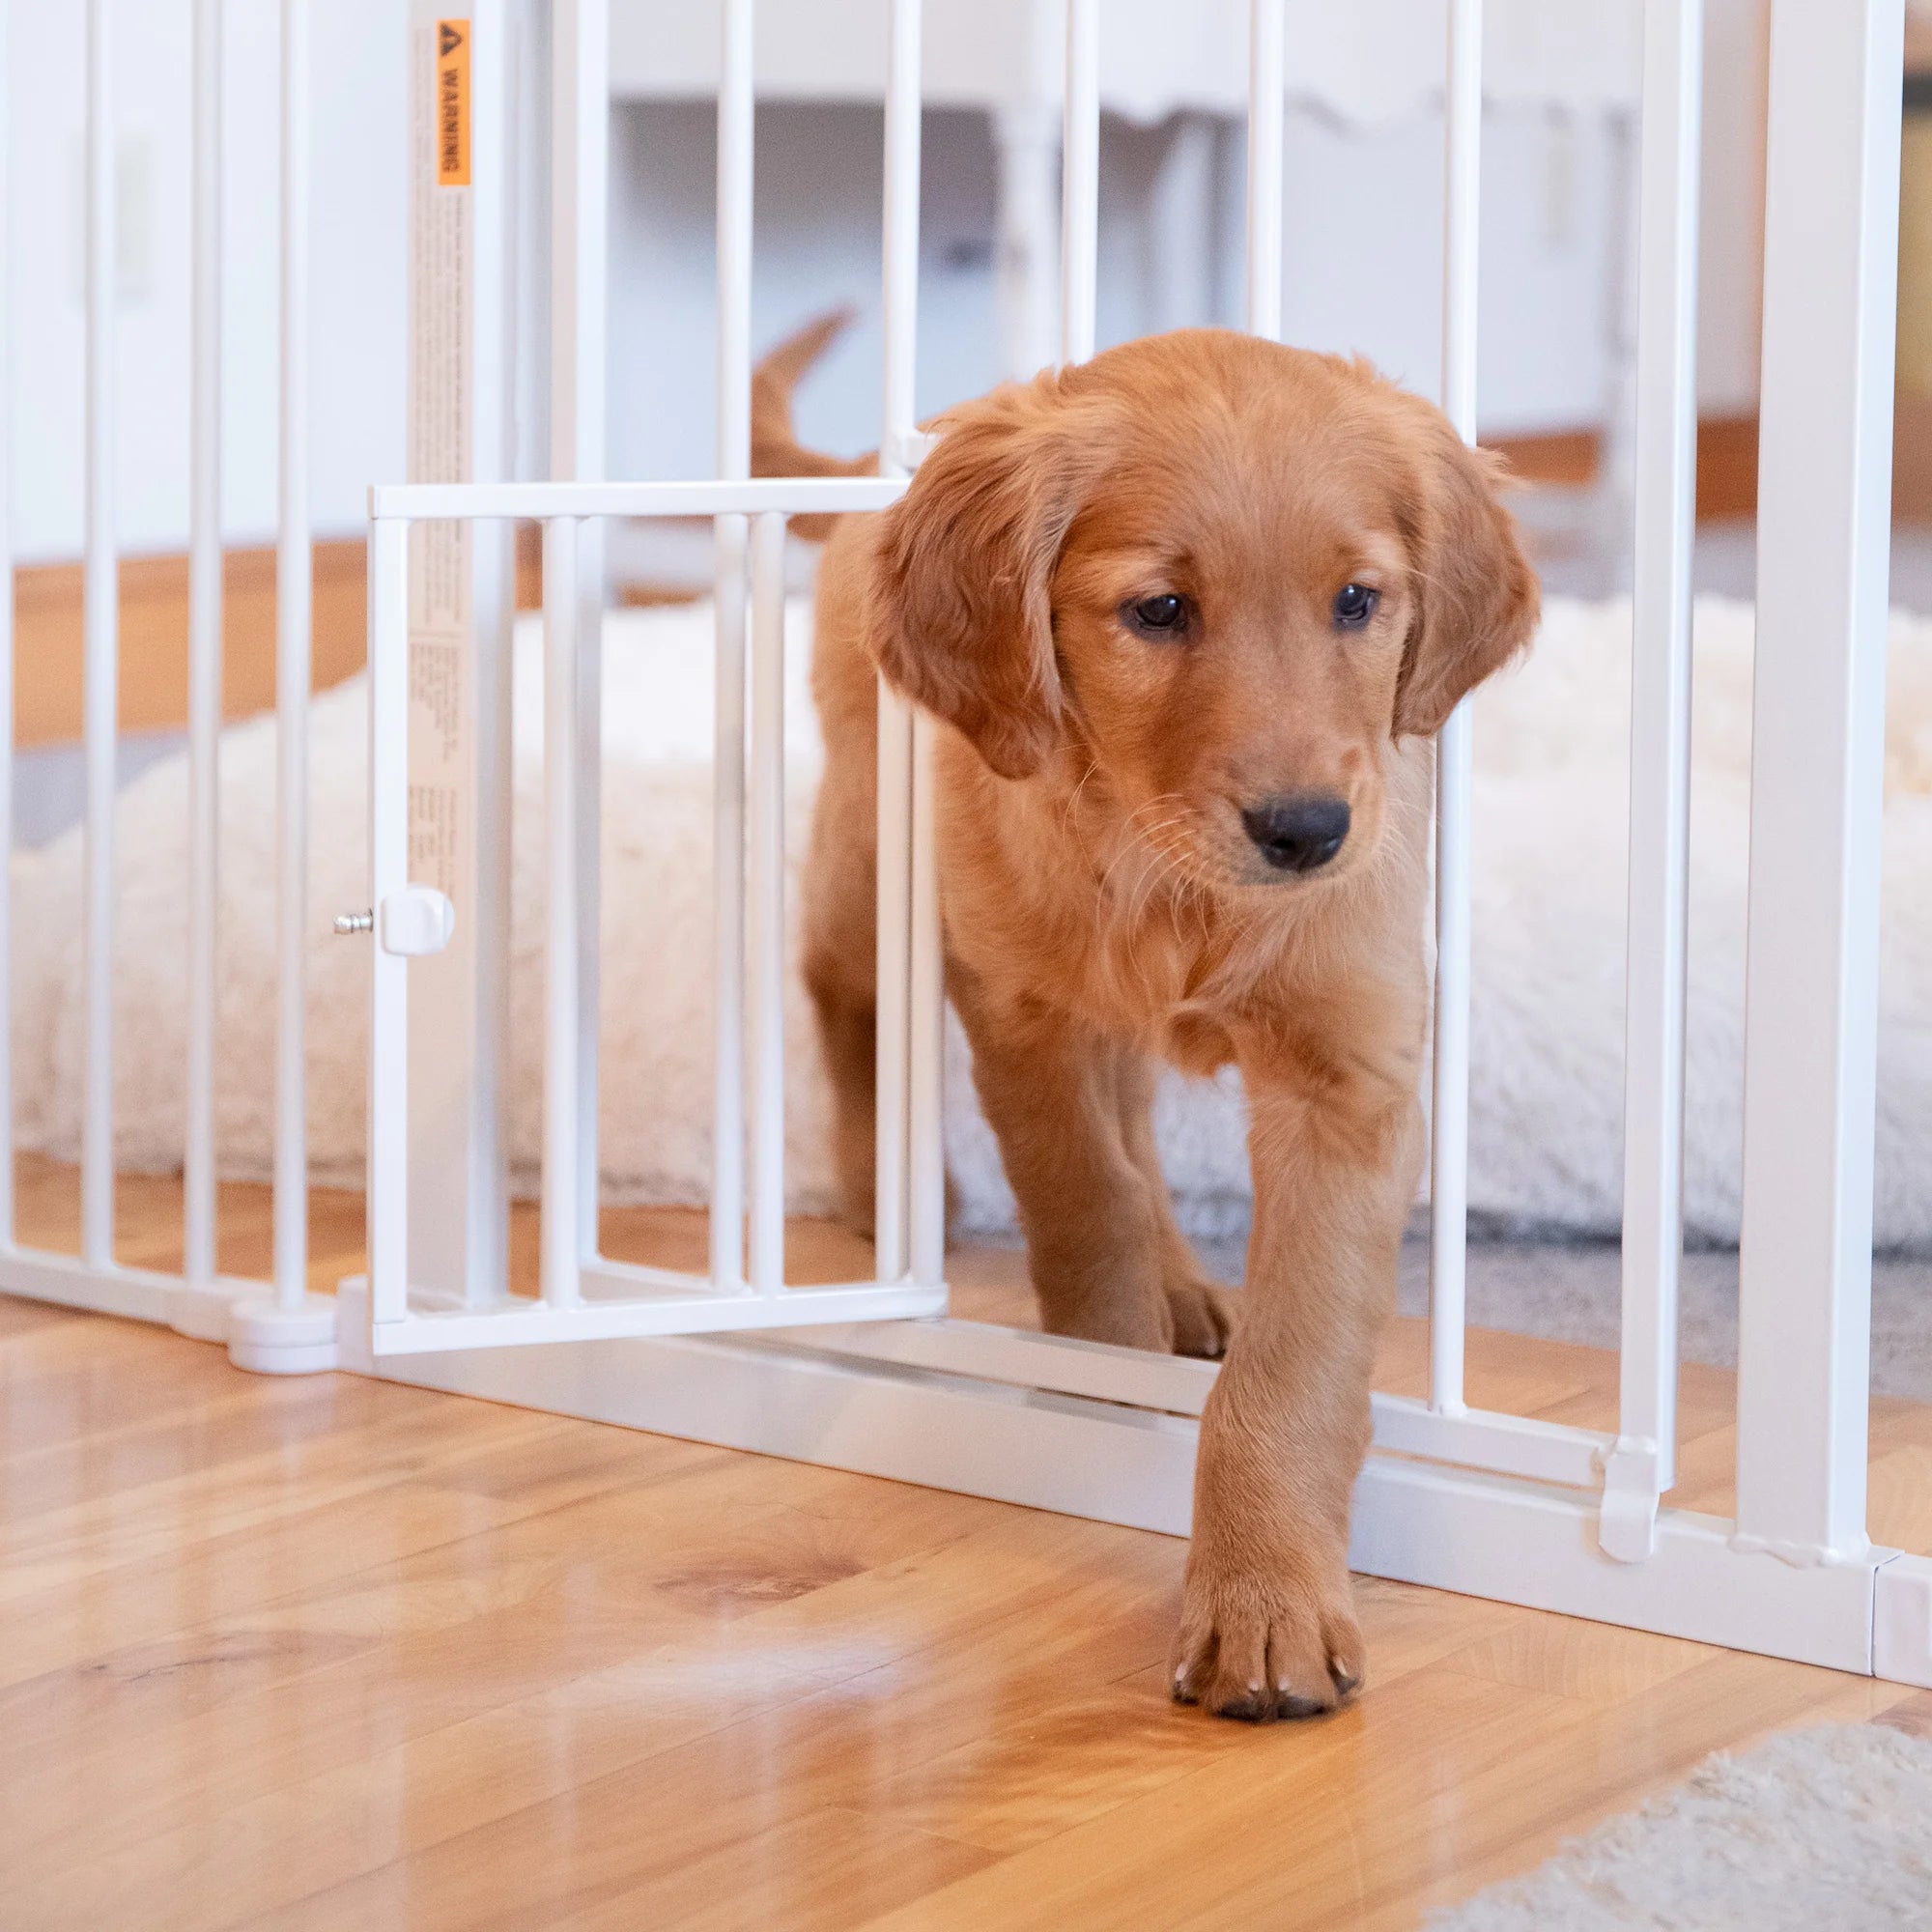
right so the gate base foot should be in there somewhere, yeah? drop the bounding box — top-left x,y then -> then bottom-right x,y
227,1292 -> 340,1375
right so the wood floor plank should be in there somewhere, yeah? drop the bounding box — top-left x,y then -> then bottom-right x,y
555,1810 -> 1000,1932
1433,1612 -> 1723,1706
205,1575 -> 1511,1930
855,1579 -> 1520,1861
13,1506 -> 1165,1928
849,1649 -> 1905,1932
0,1393 -> 560,1605
7,1165 -> 1931,1931
0,1419 -> 714,1807
0,1400 -> 663,1688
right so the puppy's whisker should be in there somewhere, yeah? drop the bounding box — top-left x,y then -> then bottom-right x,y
1113,813 -> 1192,911
1095,797 -> 1188,911
1114,805 -> 1204,992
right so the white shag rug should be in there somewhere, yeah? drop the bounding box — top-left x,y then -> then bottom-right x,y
1429,1723 -> 1932,1930
11,593 -> 1932,1249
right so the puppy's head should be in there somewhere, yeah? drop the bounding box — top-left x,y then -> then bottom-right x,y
867,329 -> 1538,893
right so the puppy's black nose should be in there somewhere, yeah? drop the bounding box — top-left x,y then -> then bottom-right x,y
1241,793 -> 1351,873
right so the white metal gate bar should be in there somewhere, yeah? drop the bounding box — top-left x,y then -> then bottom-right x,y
874,0 -> 917,1293
748,509 -> 790,1295
541,512 -> 583,1307
874,691 -> 915,1287
908,710 -> 947,1290
185,0 -> 223,1296
716,0 -> 755,1295
232,0 -> 334,1373
1605,0 -> 1703,1564
1428,0 -> 1482,1418
713,509 -> 751,1292
1737,0 -> 1904,1565
275,0 -> 313,1315
368,516 -> 411,1327
0,0 -> 13,1254
553,0 -> 610,1284
84,0 -> 117,1274
887,0 -> 948,1293
1062,0 -> 1099,366
1245,0 -> 1286,341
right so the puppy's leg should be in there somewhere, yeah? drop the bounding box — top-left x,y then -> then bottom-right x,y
805,952 -> 877,1239
955,988 -> 1173,1352
1170,1062 -> 1419,1721
1113,1052 -> 1236,1359
801,733 -> 879,1239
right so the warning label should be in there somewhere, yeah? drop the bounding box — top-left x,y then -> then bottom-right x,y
410,19 -> 475,900
436,20 -> 470,186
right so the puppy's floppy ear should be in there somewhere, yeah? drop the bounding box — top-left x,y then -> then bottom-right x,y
1392,413 -> 1541,738
867,375 -> 1102,781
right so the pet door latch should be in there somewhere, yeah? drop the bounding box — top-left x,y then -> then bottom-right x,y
333,887 -> 457,957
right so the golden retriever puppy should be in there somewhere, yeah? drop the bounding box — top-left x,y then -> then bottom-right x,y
754,322 -> 1538,1720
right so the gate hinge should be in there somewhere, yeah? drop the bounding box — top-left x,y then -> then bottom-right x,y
1597,1435 -> 1662,1563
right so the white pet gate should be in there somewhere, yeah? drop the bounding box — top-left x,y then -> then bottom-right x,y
6,0 -> 1932,1688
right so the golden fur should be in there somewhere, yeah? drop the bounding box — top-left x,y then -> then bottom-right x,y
757,321 -> 1539,1721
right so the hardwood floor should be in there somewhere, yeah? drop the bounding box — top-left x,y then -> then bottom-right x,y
6,1158 -> 1930,1930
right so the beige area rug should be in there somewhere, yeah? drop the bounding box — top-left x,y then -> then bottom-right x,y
1430,1724 -> 1932,1930
13,592 -> 1932,1254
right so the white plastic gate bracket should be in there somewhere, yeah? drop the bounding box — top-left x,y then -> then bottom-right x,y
380,885 -> 456,956
883,428 -> 939,471
1597,1435 -> 1662,1562
332,888 -> 455,955
1873,1551 -> 1932,1688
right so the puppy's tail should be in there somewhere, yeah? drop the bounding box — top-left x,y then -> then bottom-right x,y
751,307 -> 874,537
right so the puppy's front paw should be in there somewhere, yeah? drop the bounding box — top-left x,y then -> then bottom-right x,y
1169,1554 -> 1363,1721
1163,1278 -> 1237,1359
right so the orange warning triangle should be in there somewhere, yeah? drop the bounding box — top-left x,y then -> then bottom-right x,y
440,21 -> 464,57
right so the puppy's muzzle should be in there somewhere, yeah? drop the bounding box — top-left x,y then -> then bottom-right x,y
1241,793 -> 1350,874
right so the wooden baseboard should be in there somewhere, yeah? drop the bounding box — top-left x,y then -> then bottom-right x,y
1489,428 -> 1600,490
1497,406 -> 1932,525
1492,414 -> 1760,521
10,526 -> 543,750
11,542 -> 372,749
1892,393 -> 1932,526
1694,415 -> 1760,521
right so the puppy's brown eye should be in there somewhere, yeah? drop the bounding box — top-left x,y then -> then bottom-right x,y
1126,593 -> 1188,636
1333,582 -> 1378,627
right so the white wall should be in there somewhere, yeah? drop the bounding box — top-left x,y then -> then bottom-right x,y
5,0 -> 1766,561
1697,0 -> 1769,415
604,99 -> 1632,483
5,0 -> 407,563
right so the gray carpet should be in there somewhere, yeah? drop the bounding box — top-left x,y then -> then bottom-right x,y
1185,1234 -> 1932,1404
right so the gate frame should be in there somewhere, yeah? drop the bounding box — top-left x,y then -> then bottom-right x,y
4,0 -> 1932,1691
